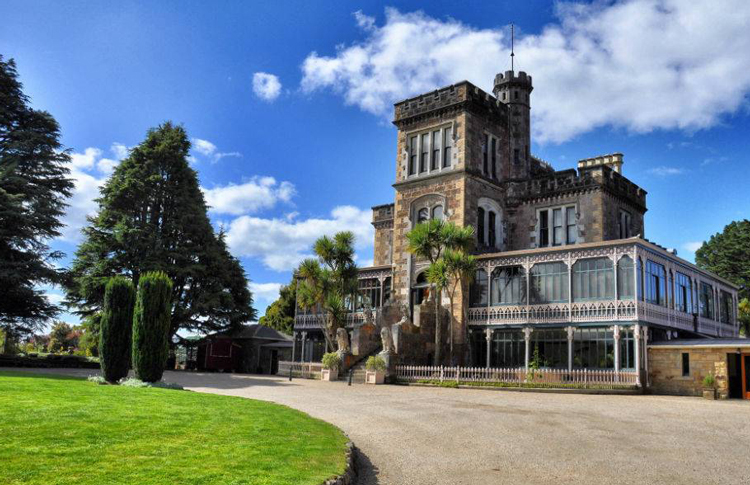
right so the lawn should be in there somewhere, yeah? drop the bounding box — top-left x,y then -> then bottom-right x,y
0,371 -> 348,485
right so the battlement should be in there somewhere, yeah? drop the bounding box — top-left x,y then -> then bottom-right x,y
393,81 -> 508,126
578,153 -> 624,174
371,203 -> 394,225
522,163 -> 646,209
494,70 -> 533,90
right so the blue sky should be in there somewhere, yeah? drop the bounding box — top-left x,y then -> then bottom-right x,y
2,0 -> 749,328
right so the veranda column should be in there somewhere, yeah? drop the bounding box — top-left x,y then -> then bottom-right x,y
642,325 -> 649,387
524,327 -> 533,370
301,331 -> 308,362
485,328 -> 492,368
566,326 -> 574,372
291,332 -> 297,362
633,324 -> 641,387
613,325 -> 621,372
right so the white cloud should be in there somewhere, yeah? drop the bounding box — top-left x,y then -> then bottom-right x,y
202,176 -> 296,215
60,166 -> 106,242
226,205 -> 374,271
70,147 -> 101,169
250,282 -> 283,304
191,138 -> 242,164
252,72 -> 282,101
647,166 -> 684,176
111,142 -> 129,160
683,241 -> 703,253
192,138 -> 217,157
301,2 -> 750,143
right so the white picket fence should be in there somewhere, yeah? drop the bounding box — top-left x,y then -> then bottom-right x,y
278,361 -> 323,379
395,365 -> 639,389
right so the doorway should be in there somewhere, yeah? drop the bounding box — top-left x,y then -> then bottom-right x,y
727,353 -> 742,399
742,354 -> 750,400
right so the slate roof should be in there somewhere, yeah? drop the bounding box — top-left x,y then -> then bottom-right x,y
206,324 -> 292,342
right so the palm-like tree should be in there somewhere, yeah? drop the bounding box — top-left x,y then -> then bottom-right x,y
407,220 -> 474,365
297,232 -> 358,351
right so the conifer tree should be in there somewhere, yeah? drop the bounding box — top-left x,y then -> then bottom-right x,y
99,277 -> 135,383
64,123 -> 255,340
132,271 -> 172,382
0,56 -> 73,351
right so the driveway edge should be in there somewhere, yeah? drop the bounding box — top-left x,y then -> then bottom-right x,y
324,441 -> 358,485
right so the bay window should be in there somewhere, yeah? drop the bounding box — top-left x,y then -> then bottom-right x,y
530,262 -> 569,304
573,258 -> 614,302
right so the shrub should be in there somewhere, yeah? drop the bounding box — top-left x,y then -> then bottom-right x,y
703,373 -> 716,389
132,271 -> 173,383
99,277 -> 136,383
365,355 -> 386,372
119,378 -> 184,390
321,352 -> 341,370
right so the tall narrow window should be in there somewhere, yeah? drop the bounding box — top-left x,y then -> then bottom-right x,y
617,256 -> 635,300
681,353 -> 690,377
431,130 -> 440,170
675,272 -> 692,313
566,207 -> 577,244
539,210 -> 549,247
482,134 -> 489,175
432,205 -> 443,221
409,135 -> 418,176
700,282 -> 714,319
417,208 -> 429,223
552,208 -> 563,246
720,290 -> 733,324
477,207 -> 485,246
443,127 -> 452,168
491,137 -> 497,179
488,211 -> 496,248
470,269 -> 488,306
619,210 -> 632,239
419,133 -> 429,173
514,148 -> 520,164
645,260 -> 666,306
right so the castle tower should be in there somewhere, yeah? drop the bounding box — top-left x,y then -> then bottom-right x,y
493,70 -> 532,180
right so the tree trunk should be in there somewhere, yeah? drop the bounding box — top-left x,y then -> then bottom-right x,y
2,327 -> 12,354
434,286 -> 441,366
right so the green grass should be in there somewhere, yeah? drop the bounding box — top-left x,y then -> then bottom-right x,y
0,372 -> 348,485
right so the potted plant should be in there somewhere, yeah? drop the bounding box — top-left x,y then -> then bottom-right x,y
321,353 -> 341,381
702,373 -> 717,400
365,356 -> 387,384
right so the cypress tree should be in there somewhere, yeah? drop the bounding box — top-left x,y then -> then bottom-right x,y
99,277 -> 135,383
132,271 -> 173,383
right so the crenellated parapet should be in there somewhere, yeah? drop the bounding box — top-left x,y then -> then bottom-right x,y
393,81 -> 509,128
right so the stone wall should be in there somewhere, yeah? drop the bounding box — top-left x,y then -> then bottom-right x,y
648,347 -> 730,398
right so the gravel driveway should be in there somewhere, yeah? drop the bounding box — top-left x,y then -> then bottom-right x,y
8,368 -> 750,485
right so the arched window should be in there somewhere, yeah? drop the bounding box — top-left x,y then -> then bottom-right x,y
470,269 -> 488,306
491,267 -> 525,305
573,258 -> 613,302
477,207 -> 485,246
432,205 -> 443,220
617,256 -> 635,300
530,262 -> 569,304
488,211 -> 496,248
417,208 -> 429,223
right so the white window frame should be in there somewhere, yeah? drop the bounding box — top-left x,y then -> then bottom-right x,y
537,205 -> 578,248
405,123 -> 454,179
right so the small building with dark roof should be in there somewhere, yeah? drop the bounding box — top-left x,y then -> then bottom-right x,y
197,324 -> 292,374
648,338 -> 750,399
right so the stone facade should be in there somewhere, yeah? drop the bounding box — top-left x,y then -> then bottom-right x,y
363,69 -> 650,365
648,346 -> 731,398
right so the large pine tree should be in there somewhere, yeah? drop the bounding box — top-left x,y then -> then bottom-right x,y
0,56 -> 73,351
64,122 -> 255,339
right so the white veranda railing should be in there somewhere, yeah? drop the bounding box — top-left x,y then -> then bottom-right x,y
395,365 -> 638,388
